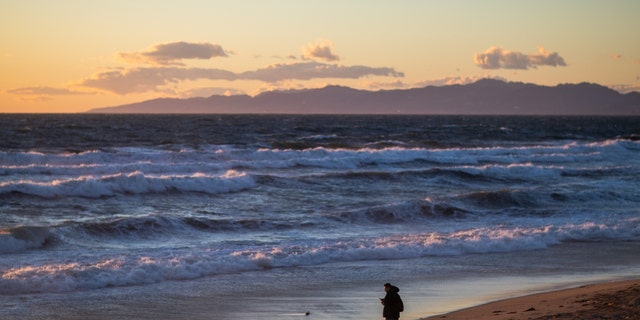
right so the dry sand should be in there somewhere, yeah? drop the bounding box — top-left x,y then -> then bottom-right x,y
421,279 -> 640,320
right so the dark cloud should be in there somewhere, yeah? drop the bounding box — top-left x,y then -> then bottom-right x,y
81,62 -> 404,94
118,42 -> 229,66
474,46 -> 566,70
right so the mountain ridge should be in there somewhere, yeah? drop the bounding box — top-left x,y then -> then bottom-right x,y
86,79 -> 640,115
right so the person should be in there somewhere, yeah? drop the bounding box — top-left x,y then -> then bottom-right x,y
380,282 -> 404,320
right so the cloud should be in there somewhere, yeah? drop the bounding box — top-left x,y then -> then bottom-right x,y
302,40 -> 340,62
367,80 -> 409,90
474,46 -> 566,70
7,86 -> 91,96
367,75 -> 509,90
609,84 -> 640,94
178,87 -> 245,98
81,62 -> 404,94
6,86 -> 93,102
118,42 -> 229,66
413,75 -> 509,87
250,80 -> 316,96
240,62 -> 403,82
81,67 -> 237,94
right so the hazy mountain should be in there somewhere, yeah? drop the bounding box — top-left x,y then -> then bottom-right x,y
86,79 -> 640,115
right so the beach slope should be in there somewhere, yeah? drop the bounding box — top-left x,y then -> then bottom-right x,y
421,279 -> 640,320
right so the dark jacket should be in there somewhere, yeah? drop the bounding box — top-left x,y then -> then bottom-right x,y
382,285 -> 404,318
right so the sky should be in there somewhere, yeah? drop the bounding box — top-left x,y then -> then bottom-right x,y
1,0 -> 639,113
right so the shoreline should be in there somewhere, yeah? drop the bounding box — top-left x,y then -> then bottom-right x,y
3,242 -> 639,319
420,278 -> 640,320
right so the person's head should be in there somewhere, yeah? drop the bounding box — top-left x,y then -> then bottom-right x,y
384,283 -> 391,292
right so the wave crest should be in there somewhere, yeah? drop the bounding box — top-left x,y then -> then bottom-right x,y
0,170 -> 255,198
0,226 -> 53,254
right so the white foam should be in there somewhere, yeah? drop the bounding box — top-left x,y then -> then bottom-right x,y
2,214 -> 638,294
3,139 -> 637,198
0,170 -> 255,198
0,226 -> 51,254
2,139 -> 636,176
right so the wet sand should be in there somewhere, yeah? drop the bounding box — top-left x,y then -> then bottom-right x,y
3,242 -> 639,319
421,279 -> 640,320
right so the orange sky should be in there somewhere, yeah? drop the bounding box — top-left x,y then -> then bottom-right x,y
1,0 -> 639,113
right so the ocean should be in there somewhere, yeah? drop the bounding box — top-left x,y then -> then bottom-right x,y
1,114 -> 639,319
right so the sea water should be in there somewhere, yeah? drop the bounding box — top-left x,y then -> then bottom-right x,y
1,114 -> 639,319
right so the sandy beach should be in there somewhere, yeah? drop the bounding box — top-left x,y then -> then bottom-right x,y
421,279 -> 640,320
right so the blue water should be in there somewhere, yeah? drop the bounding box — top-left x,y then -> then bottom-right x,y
1,115 -> 639,319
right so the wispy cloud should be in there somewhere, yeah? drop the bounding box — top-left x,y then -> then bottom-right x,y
302,40 -> 340,62
609,83 -> 640,94
80,67 -> 237,95
366,80 -> 408,90
118,42 -> 229,66
240,62 -> 403,82
81,62 -> 404,95
177,87 -> 246,98
367,75 -> 508,90
7,86 -> 90,96
474,46 -> 566,70
6,86 -> 93,102
415,75 -> 509,87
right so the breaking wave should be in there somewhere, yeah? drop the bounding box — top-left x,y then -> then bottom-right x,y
1,214 -> 638,294
0,170 -> 254,198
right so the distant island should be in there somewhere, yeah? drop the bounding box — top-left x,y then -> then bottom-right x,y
86,79 -> 640,115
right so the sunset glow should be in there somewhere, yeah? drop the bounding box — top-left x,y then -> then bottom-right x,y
1,0 -> 639,113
